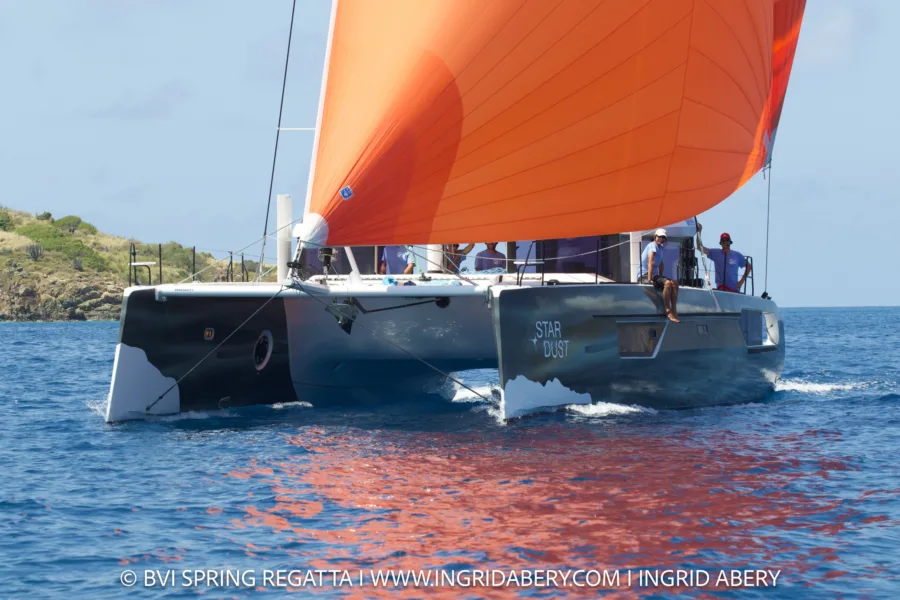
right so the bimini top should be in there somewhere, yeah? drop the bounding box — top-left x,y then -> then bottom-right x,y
297,0 -> 805,249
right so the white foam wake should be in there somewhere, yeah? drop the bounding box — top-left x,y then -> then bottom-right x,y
567,402 -> 657,417
86,399 -> 233,421
450,386 -> 495,403
776,380 -> 858,393
148,409 -> 235,421
272,401 -> 313,410
86,399 -> 106,418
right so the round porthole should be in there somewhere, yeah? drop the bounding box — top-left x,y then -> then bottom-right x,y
253,330 -> 274,371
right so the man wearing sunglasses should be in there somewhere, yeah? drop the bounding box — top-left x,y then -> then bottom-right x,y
696,223 -> 750,293
640,228 -> 680,322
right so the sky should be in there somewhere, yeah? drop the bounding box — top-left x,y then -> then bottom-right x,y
0,0 -> 896,307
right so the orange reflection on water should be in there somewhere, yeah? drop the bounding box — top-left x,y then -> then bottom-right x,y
219,424 -> 887,596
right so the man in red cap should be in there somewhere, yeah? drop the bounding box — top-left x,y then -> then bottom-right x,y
696,224 -> 750,293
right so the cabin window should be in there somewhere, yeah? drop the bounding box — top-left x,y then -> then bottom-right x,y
531,236 -> 619,278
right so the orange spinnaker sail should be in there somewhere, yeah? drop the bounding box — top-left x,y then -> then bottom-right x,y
764,0 -> 805,165
303,0 -> 804,246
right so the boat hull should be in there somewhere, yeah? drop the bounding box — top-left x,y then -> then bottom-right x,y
105,282 -> 785,422
105,284 -> 496,421
492,284 -> 785,418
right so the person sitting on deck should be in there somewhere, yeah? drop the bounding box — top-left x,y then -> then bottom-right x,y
380,245 -> 415,275
443,243 -> 474,273
695,224 -> 750,293
640,228 -> 680,323
474,242 -> 506,271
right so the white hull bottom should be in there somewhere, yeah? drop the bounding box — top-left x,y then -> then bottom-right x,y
104,282 -> 784,422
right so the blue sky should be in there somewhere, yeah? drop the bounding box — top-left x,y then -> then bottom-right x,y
0,1 -> 895,306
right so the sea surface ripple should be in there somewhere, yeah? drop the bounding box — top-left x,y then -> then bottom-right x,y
1,308 -> 898,598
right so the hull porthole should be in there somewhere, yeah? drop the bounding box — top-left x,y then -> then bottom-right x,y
253,330 -> 274,371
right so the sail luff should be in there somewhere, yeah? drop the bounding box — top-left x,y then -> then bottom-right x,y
303,0 -> 339,219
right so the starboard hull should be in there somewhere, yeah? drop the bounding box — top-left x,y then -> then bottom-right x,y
492,284 -> 785,419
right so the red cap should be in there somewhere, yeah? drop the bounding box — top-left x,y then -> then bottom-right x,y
719,232 -> 732,242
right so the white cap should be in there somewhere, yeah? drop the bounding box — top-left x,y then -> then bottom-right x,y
654,228 -> 667,237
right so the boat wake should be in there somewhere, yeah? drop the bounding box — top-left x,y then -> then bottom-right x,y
271,401 -> 313,410
567,402 -> 657,417
86,399 -> 237,422
776,379 -> 859,393
86,399 -> 106,418
449,386 -> 496,403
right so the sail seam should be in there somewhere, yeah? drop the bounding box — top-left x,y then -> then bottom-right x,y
420,13 -> 693,187
404,0 -> 669,184
687,46 -> 763,130
746,0 -> 772,99
655,0 -> 696,226
681,97 -> 756,138
353,0 -> 659,197
419,171 -> 742,238
456,0 -> 567,101
335,114 -> 678,239
350,57 -> 687,237
699,0 -> 768,105
340,43 -> 691,237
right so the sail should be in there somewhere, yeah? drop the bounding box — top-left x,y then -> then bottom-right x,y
762,0 -> 805,165
300,0 -> 804,247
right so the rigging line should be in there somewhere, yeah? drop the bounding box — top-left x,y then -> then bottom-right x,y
694,216 -> 712,289
145,286 -> 287,413
405,229 -> 657,266
175,215 -> 307,285
257,0 -> 298,282
693,216 -> 721,312
402,245 -> 481,286
288,277 -> 491,403
764,162 -> 772,294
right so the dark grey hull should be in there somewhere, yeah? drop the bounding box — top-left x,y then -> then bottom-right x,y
110,288 -> 297,419
105,284 -> 496,421
105,282 -> 784,422
491,284 -> 784,418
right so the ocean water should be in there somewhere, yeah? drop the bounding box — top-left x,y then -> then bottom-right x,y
1,308 -> 898,598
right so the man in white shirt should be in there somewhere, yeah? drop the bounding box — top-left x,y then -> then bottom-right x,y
640,228 -> 680,323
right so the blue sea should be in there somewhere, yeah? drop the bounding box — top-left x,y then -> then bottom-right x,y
1,308 -> 898,598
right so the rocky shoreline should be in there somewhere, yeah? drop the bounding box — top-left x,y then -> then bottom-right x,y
0,261 -> 122,322
0,207 -> 274,322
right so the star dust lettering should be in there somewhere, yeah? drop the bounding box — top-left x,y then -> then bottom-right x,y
534,320 -> 569,359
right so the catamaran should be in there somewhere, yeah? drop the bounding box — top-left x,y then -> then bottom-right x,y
105,0 -> 805,423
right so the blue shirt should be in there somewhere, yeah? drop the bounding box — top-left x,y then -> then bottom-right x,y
640,241 -> 666,279
708,248 -> 746,290
474,250 -> 506,271
382,246 -> 414,274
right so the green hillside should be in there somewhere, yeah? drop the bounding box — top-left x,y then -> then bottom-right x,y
0,207 -> 276,321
